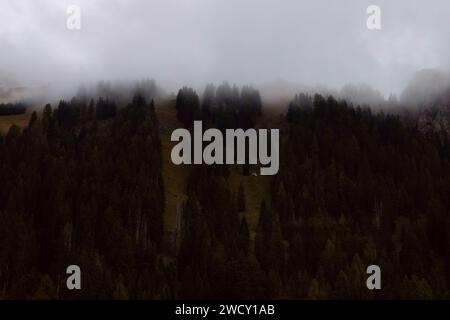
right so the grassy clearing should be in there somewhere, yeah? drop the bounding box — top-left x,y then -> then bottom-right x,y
0,112 -> 31,134
0,101 -> 270,241
155,100 -> 271,238
155,99 -> 189,235
228,166 -> 269,239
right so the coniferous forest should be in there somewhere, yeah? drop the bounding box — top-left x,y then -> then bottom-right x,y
1,83 -> 450,300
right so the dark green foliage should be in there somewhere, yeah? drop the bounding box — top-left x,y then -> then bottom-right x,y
0,95 -> 166,299
204,83 -> 262,130
1,88 -> 450,300
175,87 -> 200,127
237,182 -> 246,212
0,102 -> 27,116
272,93 -> 450,298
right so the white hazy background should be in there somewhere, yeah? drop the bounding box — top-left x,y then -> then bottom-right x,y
1,0 -> 449,97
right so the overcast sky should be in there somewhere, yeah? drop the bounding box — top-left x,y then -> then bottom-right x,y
1,0 -> 449,96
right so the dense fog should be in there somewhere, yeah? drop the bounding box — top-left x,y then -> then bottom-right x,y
1,0 -> 450,103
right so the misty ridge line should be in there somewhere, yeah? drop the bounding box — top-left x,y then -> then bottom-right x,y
3,66 -> 450,122
3,3 -> 448,106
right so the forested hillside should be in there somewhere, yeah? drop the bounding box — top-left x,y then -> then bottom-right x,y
1,86 -> 450,299
0,95 -> 168,298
